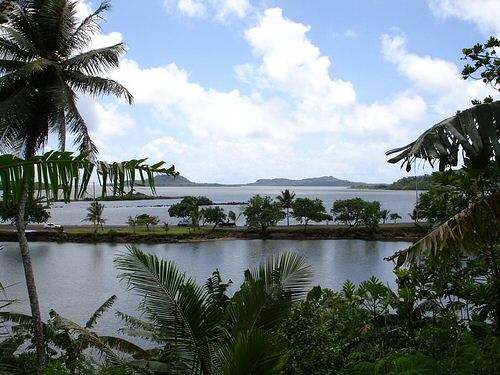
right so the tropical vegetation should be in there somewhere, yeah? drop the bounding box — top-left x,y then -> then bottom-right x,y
0,0 -> 176,370
242,195 -> 285,235
291,197 -> 331,231
83,201 -> 106,232
0,0 -> 499,372
276,189 -> 295,226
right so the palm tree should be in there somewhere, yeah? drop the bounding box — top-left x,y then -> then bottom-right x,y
276,189 -> 295,226
127,215 -> 137,233
83,200 -> 106,232
115,246 -> 312,374
0,0 -> 132,367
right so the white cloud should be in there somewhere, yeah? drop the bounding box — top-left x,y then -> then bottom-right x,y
245,8 -> 356,109
101,8 -> 429,183
428,0 -> 500,36
381,33 -> 497,115
164,0 -> 251,21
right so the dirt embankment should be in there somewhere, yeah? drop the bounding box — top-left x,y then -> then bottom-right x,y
0,225 -> 428,244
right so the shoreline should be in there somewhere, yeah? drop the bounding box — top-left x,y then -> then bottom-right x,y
0,224 -> 427,244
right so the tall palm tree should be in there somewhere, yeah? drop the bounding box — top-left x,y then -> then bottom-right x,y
276,189 -> 295,226
0,0 -> 132,368
83,200 -> 106,232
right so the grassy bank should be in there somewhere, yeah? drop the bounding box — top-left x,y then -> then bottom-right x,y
0,223 -> 428,244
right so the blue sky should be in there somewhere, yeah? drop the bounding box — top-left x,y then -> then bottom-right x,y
65,0 -> 500,183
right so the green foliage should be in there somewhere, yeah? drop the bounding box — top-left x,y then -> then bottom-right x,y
202,206 -> 227,230
386,101 -> 500,172
168,196 -> 213,229
242,195 -> 285,235
389,175 -> 432,190
276,189 -> 296,226
115,246 -> 312,374
126,216 -> 137,233
135,213 -> 160,231
280,261 -> 500,375
0,198 -> 49,225
83,201 -> 105,232
389,212 -> 402,223
0,0 -> 133,158
331,197 -> 382,231
462,36 -> 500,95
0,151 -> 176,209
291,198 -> 328,230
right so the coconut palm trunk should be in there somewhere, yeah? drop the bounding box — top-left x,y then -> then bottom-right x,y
16,189 -> 47,368
15,141 -> 47,369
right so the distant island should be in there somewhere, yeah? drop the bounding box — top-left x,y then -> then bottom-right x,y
154,175 -> 365,187
351,175 -> 432,191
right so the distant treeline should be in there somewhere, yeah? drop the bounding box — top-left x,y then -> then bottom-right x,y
352,174 -> 432,191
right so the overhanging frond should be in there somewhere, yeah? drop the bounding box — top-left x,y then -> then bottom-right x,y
386,191 -> 500,267
386,101 -> 500,171
0,150 -> 177,207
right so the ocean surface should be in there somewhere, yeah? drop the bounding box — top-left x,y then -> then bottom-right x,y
0,239 -> 409,337
48,186 -> 420,226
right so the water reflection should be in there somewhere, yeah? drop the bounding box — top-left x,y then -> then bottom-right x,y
0,239 -> 409,337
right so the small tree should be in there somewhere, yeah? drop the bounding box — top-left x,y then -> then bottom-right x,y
332,198 -> 382,231
276,189 -> 296,226
136,214 -> 160,231
127,216 -> 138,233
291,198 -> 327,231
202,206 -> 227,230
243,195 -> 285,235
389,212 -> 402,224
362,200 -> 382,231
168,196 -> 213,229
331,198 -> 366,229
0,199 -> 49,226
380,209 -> 390,224
83,201 -> 106,233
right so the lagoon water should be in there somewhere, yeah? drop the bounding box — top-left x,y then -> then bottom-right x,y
48,186 -> 419,226
0,239 -> 409,337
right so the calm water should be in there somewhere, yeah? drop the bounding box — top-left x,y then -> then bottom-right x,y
48,186 -> 419,226
0,239 -> 409,337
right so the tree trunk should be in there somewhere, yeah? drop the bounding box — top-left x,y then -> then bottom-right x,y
16,178 -> 47,371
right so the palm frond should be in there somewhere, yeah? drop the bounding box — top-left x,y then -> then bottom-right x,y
114,245 -> 223,374
386,191 -> 500,267
0,24 -> 37,58
220,329 -> 284,375
65,70 -> 133,103
63,43 -> 127,75
68,1 -> 111,52
49,310 -> 124,365
0,150 -> 176,207
84,294 -> 116,329
227,252 -> 312,335
386,101 -> 500,171
99,335 -> 151,360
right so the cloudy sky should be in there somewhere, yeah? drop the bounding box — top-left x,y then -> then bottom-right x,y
64,0 -> 500,183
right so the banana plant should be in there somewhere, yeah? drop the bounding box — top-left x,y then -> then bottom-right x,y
386,101 -> 500,172
386,102 -> 500,265
115,246 -> 312,374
